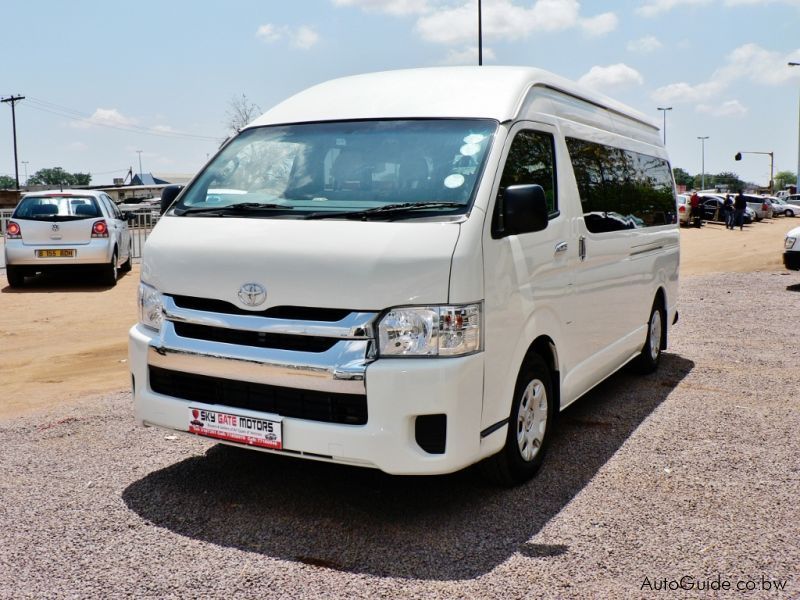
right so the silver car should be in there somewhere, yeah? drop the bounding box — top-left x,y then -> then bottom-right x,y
4,190 -> 132,288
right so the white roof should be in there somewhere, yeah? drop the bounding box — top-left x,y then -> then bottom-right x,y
22,189 -> 104,198
248,66 -> 656,129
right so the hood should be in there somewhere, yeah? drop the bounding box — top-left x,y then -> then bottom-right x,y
142,216 -> 461,311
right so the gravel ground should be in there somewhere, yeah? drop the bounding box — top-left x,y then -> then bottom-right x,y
1,271 -> 799,599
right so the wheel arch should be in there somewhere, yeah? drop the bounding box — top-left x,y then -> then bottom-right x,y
653,286 -> 667,350
522,335 -> 560,412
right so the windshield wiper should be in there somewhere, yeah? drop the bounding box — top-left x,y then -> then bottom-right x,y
174,202 -> 294,216
303,202 -> 465,220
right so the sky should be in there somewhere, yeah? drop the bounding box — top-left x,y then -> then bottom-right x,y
1,0 -> 800,188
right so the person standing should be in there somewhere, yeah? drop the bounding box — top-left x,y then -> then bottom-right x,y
734,191 -> 746,230
724,194 -> 734,229
689,191 -> 702,227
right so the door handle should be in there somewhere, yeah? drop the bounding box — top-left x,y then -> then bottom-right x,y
578,236 -> 587,261
554,241 -> 568,254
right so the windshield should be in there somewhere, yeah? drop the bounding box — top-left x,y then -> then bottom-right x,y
174,119 -> 497,219
14,196 -> 101,220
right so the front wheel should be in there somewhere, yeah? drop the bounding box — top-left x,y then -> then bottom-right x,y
787,209 -> 795,218
631,301 -> 665,374
481,355 -> 555,486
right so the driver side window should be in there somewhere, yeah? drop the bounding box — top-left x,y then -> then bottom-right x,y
499,130 -> 558,214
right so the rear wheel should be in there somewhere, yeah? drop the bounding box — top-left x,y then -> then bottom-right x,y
6,266 -> 25,288
102,251 -> 118,287
631,299 -> 665,374
120,242 -> 132,272
481,354 -> 555,486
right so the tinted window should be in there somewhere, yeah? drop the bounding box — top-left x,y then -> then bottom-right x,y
565,138 -> 676,233
13,196 -> 101,220
498,130 -> 557,214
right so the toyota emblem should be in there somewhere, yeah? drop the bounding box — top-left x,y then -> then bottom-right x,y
237,283 -> 267,307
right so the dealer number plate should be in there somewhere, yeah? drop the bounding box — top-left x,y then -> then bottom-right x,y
188,407 -> 282,450
36,249 -> 76,258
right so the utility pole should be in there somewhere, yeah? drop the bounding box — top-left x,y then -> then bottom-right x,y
1,94 -> 25,190
136,150 -> 143,182
697,136 -> 709,190
478,0 -> 483,66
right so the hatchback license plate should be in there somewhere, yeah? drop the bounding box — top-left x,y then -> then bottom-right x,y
36,249 -> 75,258
188,407 -> 282,450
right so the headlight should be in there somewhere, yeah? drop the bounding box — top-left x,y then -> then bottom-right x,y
378,303 -> 481,357
785,237 -> 797,250
138,281 -> 164,332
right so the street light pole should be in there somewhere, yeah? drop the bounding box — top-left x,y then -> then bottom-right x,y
698,136 -> 709,190
657,107 -> 672,144
478,0 -> 483,66
789,62 -> 800,193
136,150 -> 143,182
21,160 -> 29,187
734,150 -> 775,193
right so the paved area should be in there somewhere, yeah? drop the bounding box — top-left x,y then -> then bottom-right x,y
0,272 -> 798,598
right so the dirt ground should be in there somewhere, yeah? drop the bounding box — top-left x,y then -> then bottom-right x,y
1,217 -> 798,418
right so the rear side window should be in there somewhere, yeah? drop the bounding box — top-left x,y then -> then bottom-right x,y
499,130 -> 558,214
565,138 -> 676,233
14,196 -> 101,219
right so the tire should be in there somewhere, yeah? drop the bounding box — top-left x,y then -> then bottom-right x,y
631,299 -> 665,374
6,265 -> 25,288
787,209 -> 795,218
120,242 -> 132,272
102,251 -> 118,287
481,354 -> 555,486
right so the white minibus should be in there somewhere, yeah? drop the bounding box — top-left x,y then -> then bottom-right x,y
130,67 -> 679,484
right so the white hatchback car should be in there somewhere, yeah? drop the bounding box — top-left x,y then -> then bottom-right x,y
4,190 -> 132,288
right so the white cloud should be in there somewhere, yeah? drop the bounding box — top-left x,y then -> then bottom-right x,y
578,63 -> 644,91
627,35 -> 663,53
696,100 -> 748,117
70,108 -> 136,129
579,12 -> 618,36
415,0 -> 616,45
652,43 -> 800,104
440,45 -> 496,65
256,24 -> 320,49
725,0 -> 800,5
292,26 -> 320,49
636,0 -> 711,17
331,0 -> 429,15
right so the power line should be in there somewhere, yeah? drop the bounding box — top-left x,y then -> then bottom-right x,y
21,96 -> 222,142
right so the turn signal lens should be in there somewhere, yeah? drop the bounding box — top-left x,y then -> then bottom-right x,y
6,221 -> 21,239
92,220 -> 108,237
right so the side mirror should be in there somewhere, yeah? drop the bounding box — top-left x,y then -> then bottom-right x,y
499,184 -> 550,236
160,185 -> 184,215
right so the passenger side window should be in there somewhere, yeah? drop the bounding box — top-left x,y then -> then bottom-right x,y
565,137 -> 676,233
499,130 -> 558,214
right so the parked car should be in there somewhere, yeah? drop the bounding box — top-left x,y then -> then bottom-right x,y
785,225 -> 800,270
784,194 -> 800,208
741,194 -> 770,220
697,195 -> 753,225
677,194 -> 690,226
769,197 -> 794,217
4,190 -> 133,288
118,197 -> 160,214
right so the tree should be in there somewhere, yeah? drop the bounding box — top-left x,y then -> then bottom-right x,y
713,171 -> 744,192
226,94 -> 262,135
672,167 -> 693,187
0,174 -> 15,189
27,167 -> 92,186
775,170 -> 797,189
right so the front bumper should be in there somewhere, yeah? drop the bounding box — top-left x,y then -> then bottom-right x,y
784,251 -> 800,271
129,323 -> 486,475
5,238 -> 112,267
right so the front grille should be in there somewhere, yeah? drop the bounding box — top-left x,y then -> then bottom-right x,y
149,366 -> 367,425
173,322 -> 338,353
170,295 -> 351,321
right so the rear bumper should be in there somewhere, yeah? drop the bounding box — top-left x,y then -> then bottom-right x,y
784,251 -> 800,271
129,323 -> 486,475
4,239 -> 112,267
